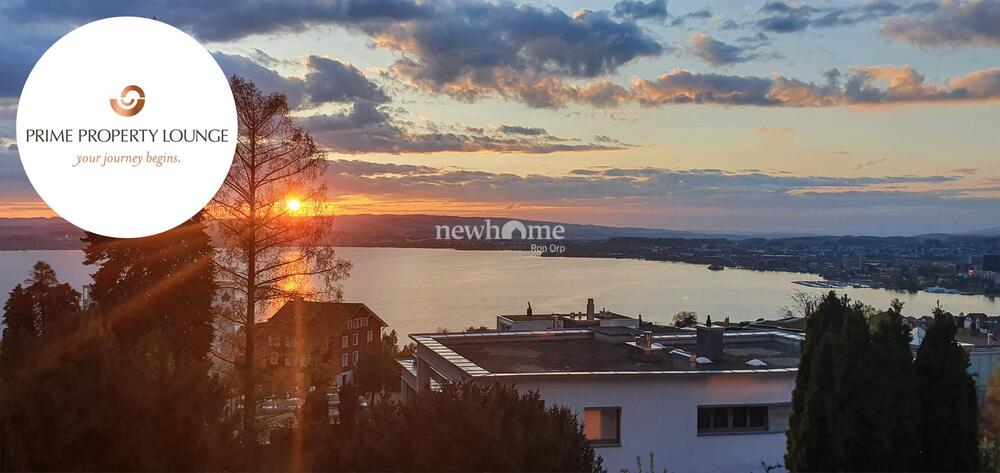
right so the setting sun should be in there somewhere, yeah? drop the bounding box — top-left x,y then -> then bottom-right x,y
286,197 -> 302,213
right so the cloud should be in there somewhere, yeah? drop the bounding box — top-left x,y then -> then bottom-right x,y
687,33 -> 771,66
758,126 -> 795,136
320,160 -> 1000,234
1,0 -> 434,43
670,7 -> 713,26
484,65 -> 1000,109
854,158 -> 887,170
212,52 -> 388,109
298,102 -> 628,155
881,0 -> 1000,47
755,1 -> 939,34
498,125 -> 548,136
374,4 -> 663,100
612,0 -> 668,21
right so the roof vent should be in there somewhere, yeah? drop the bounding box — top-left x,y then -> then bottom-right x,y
746,358 -> 767,367
695,356 -> 713,364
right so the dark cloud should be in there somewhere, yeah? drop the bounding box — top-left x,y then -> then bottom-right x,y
756,0 -> 939,33
302,55 -> 389,105
211,52 -> 387,108
670,8 -> 713,26
498,125 -> 548,136
1,0 -> 433,43
612,0 -> 668,21
377,3 -> 663,102
298,102 -> 627,155
687,33 -> 772,66
719,19 -> 742,30
881,0 -> 1000,47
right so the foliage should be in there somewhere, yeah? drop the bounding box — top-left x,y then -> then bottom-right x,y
1,219 -> 234,471
261,382 -> 603,472
787,292 -> 969,472
211,76 -> 351,444
671,311 -> 697,328
914,305 -> 979,471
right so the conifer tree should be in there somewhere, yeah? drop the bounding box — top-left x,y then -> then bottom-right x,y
914,306 -> 979,471
787,291 -> 845,471
866,300 -> 920,471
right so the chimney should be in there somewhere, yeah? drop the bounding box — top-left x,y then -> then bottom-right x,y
695,324 -> 725,361
586,298 -> 595,320
642,330 -> 653,349
526,302 -> 532,316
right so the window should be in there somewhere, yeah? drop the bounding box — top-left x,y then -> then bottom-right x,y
341,353 -> 348,368
353,350 -> 359,364
269,353 -> 278,366
267,334 -> 280,347
583,407 -> 620,446
697,405 -> 770,434
284,335 -> 294,348
353,333 -> 359,346
284,356 -> 293,367
341,335 -> 348,348
367,330 -> 373,343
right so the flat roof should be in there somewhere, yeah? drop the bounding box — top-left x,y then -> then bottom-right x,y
499,311 -> 632,322
411,330 -> 801,378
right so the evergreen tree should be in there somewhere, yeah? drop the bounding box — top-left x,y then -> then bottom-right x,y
79,214 -> 231,470
1,284 -> 37,376
829,302 -> 878,469
24,261 -> 80,334
914,306 -> 979,471
866,300 -> 920,471
787,291 -> 846,471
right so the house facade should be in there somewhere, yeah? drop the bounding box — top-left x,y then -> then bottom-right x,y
256,300 -> 386,390
399,327 -> 800,472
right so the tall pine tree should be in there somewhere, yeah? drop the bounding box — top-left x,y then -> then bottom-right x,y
866,300 -> 920,471
787,291 -> 846,471
914,306 -> 979,471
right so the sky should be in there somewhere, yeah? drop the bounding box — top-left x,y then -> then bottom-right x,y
0,0 -> 998,236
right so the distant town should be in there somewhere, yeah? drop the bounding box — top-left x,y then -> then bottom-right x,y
5,216 -> 998,296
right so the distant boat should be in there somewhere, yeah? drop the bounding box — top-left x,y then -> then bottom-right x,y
924,286 -> 960,294
707,264 -> 725,271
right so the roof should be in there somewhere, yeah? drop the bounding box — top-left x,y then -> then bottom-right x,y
411,329 -> 801,378
499,310 -> 632,322
266,300 -> 387,327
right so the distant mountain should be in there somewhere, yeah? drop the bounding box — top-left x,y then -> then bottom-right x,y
0,217 -> 83,250
0,214 -> 906,250
328,214 -> 701,240
967,226 -> 1000,237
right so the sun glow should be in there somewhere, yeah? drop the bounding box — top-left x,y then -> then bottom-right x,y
285,197 -> 302,213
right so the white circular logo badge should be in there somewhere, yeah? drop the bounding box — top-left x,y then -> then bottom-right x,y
16,17 -> 236,238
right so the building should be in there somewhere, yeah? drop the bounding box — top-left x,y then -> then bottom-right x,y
497,298 -> 642,331
984,255 -> 1000,272
255,300 -> 387,388
399,326 -> 801,472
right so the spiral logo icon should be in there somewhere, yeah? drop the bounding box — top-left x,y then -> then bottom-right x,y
109,85 -> 145,117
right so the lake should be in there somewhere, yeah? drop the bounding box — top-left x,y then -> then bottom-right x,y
2,247 -> 997,339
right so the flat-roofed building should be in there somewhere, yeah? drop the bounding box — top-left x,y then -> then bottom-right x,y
399,326 -> 801,472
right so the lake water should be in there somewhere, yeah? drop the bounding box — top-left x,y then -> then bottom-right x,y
2,248 -> 997,339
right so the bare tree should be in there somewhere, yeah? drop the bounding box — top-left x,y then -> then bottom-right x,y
672,311 -> 698,328
210,76 -> 351,449
776,289 -> 821,318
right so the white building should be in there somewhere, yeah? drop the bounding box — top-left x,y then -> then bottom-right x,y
399,326 -> 801,472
